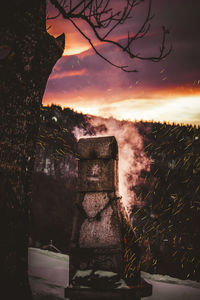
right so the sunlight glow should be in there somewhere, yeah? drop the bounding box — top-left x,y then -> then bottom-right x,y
68,96 -> 200,125
63,46 -> 90,56
50,69 -> 87,79
70,104 -> 100,116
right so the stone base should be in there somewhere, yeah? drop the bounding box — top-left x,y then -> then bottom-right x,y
70,247 -> 124,277
65,279 -> 152,300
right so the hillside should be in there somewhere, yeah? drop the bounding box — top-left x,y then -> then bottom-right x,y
31,104 -> 200,281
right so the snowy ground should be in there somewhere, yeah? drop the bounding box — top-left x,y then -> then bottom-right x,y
28,248 -> 200,300
28,248 -> 69,299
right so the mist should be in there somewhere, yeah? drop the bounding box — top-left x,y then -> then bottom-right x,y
73,116 -> 151,214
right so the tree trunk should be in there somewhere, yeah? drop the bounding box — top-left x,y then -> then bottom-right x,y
0,1 -> 64,298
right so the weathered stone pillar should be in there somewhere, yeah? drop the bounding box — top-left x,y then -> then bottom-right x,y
66,136 -> 152,299
69,136 -> 124,278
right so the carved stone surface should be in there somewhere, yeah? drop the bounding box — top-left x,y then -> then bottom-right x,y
78,159 -> 118,192
79,193 -> 121,248
69,136 -> 123,279
82,192 -> 109,218
78,136 -> 118,160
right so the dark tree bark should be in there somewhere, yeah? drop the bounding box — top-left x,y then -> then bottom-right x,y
0,1 -> 64,298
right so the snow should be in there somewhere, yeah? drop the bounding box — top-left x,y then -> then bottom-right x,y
29,247 -> 69,262
143,278 -> 200,300
71,269 -> 129,290
28,248 -> 200,299
94,270 -> 118,278
72,269 -> 93,279
115,279 -> 129,289
141,272 -> 200,289
28,248 -> 69,299
95,271 -> 130,289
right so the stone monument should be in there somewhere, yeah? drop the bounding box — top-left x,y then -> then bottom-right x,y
65,136 -> 152,299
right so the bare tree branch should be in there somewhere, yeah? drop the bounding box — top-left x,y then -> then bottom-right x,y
46,0 -> 64,19
49,0 -> 171,72
69,17 -> 138,72
47,12 -> 61,20
124,0 -> 153,51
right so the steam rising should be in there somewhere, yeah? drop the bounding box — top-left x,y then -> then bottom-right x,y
73,116 -> 151,214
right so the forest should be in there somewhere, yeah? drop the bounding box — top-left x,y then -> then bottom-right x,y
31,104 -> 200,282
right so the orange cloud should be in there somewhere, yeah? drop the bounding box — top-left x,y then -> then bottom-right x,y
49,69 -> 87,80
47,15 -> 136,57
47,16 -> 91,55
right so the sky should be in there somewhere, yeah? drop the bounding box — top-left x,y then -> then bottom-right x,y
43,0 -> 200,125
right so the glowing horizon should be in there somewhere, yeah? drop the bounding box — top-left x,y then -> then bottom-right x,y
43,95 -> 200,126
63,45 -> 90,56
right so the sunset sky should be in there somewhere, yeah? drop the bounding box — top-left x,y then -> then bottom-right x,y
43,0 -> 200,125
